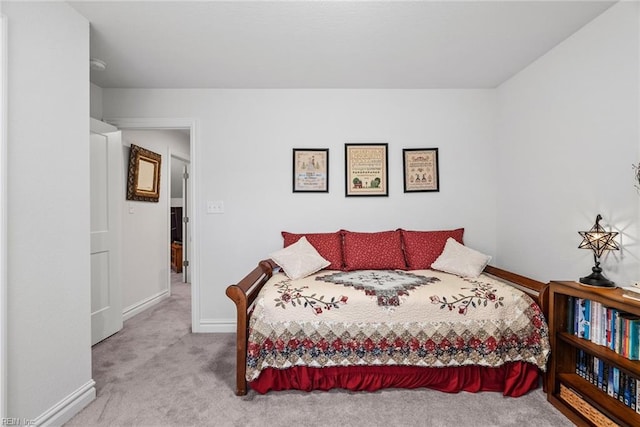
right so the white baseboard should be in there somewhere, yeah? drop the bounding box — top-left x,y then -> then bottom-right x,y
195,318 -> 235,333
122,290 -> 170,321
34,380 -> 95,427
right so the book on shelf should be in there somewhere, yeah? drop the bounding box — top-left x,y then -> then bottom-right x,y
575,349 -> 640,412
608,364 -> 614,397
637,377 -> 640,414
575,298 -> 591,340
567,297 -> 640,360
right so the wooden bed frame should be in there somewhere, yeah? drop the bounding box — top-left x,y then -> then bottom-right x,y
225,260 -> 548,396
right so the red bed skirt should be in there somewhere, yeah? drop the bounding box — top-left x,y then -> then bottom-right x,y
249,362 -> 541,397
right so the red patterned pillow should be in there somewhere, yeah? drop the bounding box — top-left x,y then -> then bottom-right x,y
282,231 -> 344,270
341,230 -> 407,271
400,228 -> 464,270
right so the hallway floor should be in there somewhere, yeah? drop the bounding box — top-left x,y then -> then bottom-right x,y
90,272 -> 191,394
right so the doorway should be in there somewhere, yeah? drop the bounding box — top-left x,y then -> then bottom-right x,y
108,118 -> 199,332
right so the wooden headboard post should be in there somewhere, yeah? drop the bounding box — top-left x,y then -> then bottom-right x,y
225,259 -> 274,395
483,264 -> 550,393
483,265 -> 549,316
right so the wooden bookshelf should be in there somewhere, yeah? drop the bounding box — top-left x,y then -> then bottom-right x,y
547,281 -> 640,426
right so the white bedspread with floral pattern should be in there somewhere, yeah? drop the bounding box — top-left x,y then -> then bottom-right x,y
246,269 -> 549,382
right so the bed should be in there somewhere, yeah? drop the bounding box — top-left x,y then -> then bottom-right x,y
226,229 -> 550,397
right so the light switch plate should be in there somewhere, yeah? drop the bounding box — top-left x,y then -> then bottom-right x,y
207,200 -> 224,214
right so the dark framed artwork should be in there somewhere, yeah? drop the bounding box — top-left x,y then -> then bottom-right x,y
345,143 -> 388,197
403,148 -> 439,193
126,144 -> 162,202
292,148 -> 329,192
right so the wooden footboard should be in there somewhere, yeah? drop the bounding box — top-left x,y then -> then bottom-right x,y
226,262 -> 549,396
225,259 -> 276,395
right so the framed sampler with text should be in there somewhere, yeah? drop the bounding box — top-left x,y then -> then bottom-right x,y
403,148 -> 439,193
293,148 -> 329,193
345,143 -> 388,197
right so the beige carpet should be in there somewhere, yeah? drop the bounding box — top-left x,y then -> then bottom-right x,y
66,273 -> 572,427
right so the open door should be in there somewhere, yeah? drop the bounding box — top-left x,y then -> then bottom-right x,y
182,163 -> 190,283
90,121 -> 123,345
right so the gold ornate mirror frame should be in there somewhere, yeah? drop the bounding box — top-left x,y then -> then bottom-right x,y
126,144 -> 161,202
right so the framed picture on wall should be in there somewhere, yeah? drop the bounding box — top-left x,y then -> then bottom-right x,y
345,143 -> 388,197
403,148 -> 439,193
126,144 -> 162,202
292,148 -> 329,192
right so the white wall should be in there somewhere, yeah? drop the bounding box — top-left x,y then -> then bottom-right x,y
103,89 -> 498,327
5,2 -> 94,423
90,83 -> 103,120
121,129 -> 189,316
0,11 -> 7,420
496,1 -> 640,285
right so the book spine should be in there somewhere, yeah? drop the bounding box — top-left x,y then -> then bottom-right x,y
584,300 -> 591,340
624,316 -> 630,358
616,311 -> 623,354
597,357 -> 603,390
606,307 -> 612,349
574,297 -> 580,337
624,372 -> 631,406
591,301 -> 598,344
631,376 -> 637,411
601,303 -> 607,346
608,365 -> 615,397
610,308 -> 618,351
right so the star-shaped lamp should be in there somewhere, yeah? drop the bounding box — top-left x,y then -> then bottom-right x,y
578,214 -> 619,287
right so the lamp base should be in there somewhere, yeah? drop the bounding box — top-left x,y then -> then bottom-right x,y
579,270 -> 616,288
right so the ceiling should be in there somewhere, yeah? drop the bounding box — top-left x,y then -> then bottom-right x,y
69,1 -> 617,89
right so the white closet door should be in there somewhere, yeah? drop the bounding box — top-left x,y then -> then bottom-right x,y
90,128 -> 123,345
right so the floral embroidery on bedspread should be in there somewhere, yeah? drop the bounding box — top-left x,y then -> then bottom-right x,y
274,279 -> 348,315
429,278 -> 505,315
246,271 -> 550,381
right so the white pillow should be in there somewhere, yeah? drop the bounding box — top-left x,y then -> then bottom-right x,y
269,236 -> 330,280
431,238 -> 492,278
